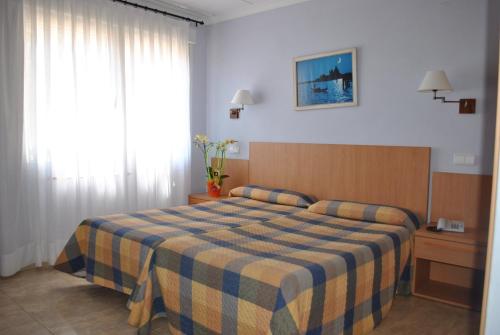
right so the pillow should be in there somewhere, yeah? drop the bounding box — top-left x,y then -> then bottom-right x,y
229,185 -> 317,208
308,200 -> 420,231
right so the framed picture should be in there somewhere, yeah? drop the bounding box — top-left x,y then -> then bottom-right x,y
293,48 -> 357,110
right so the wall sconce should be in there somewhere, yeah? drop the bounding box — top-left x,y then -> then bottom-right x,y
418,70 -> 475,114
230,89 -> 254,119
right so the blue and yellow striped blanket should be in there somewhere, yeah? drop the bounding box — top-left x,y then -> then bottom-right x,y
54,196 -> 304,294
128,201 -> 417,335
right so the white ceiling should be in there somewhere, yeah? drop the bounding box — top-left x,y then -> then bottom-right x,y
155,0 -> 313,24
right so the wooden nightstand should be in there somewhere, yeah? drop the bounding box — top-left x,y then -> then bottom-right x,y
188,193 -> 229,205
413,225 -> 488,310
411,172 -> 492,310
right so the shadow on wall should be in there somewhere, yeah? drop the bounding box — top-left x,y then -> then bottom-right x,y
481,0 -> 500,173
251,90 -> 264,105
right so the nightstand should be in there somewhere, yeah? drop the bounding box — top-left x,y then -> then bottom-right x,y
413,225 -> 488,310
412,172 -> 492,310
188,193 -> 229,205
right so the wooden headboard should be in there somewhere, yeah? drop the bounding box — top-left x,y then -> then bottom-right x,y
249,142 -> 431,222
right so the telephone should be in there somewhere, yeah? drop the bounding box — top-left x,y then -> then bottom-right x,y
436,218 -> 465,233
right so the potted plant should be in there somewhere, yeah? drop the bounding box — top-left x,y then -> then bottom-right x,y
193,134 -> 236,197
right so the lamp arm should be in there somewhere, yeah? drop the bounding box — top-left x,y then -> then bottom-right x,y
433,90 -> 460,104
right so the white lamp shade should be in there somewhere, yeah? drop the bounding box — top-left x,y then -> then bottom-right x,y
231,90 -> 254,105
418,70 -> 453,92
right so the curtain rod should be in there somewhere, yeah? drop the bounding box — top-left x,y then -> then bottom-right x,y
111,0 -> 205,26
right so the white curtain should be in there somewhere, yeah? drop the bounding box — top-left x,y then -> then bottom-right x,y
0,0 -> 191,277
0,0 -> 26,277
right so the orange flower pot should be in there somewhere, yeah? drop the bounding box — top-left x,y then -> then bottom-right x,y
207,181 -> 221,198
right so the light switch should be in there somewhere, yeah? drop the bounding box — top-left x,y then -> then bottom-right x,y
228,142 -> 240,154
464,154 -> 475,165
453,153 -> 476,166
453,153 -> 465,165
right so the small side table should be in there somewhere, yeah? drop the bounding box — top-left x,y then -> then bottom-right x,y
413,224 -> 488,310
188,193 -> 229,205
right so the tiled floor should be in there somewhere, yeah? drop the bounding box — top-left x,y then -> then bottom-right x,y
0,268 -> 480,335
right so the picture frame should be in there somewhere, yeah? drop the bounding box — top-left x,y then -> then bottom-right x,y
293,48 -> 357,111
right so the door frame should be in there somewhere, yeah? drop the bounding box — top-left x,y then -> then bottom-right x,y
480,46 -> 500,335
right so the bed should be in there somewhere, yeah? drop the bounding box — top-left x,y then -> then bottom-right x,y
128,200 -> 419,335
56,142 -> 431,335
54,186 -> 316,294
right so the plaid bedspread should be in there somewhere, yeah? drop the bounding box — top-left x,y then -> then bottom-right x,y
128,210 -> 414,335
54,197 -> 302,294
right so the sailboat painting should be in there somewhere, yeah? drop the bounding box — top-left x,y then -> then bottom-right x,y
293,48 -> 357,110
